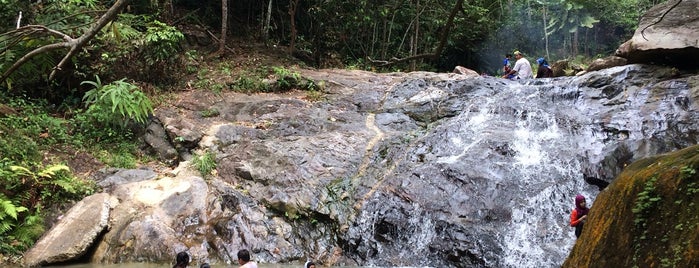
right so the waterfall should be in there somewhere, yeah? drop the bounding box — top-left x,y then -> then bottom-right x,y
346,65 -> 695,267
447,80 -> 602,267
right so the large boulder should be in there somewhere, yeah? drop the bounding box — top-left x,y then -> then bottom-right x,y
23,193 -> 112,267
563,145 -> 699,267
616,0 -> 699,67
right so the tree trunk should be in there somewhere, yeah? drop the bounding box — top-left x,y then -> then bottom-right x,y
263,0 -> 273,41
218,0 -> 229,55
542,5 -> 549,59
410,0 -> 420,71
432,0 -> 463,60
288,0 -> 299,54
573,30 -> 579,58
370,0 -> 464,67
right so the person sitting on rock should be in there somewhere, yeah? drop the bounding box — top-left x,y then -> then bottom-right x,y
173,251 -> 190,268
536,57 -> 554,78
502,51 -> 533,79
570,194 -> 589,238
502,53 -> 515,79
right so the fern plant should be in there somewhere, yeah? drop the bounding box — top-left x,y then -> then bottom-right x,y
0,163 -> 94,253
0,196 -> 27,236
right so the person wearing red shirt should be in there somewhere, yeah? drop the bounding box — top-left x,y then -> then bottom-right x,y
570,194 -> 589,238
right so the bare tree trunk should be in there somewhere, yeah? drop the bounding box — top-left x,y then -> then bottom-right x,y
217,0 -> 228,55
263,0 -> 273,41
163,0 -> 174,21
572,30 -> 578,58
542,5 -> 549,59
288,0 -> 299,54
410,0 -> 420,71
370,0 -> 464,67
432,0 -> 463,60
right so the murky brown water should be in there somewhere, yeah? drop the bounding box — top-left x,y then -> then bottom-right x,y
9,263 -> 299,268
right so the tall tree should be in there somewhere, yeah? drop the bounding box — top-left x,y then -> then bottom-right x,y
371,0 -> 465,66
218,0 -> 229,55
263,0 -> 273,41
288,0 -> 299,54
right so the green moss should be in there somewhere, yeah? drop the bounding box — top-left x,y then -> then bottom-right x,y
564,145 -> 699,268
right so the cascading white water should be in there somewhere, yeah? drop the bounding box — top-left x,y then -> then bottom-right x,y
436,81 -> 603,267
337,65 -> 692,267
501,109 -> 597,267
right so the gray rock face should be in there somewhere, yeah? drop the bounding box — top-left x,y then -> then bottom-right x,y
616,0 -> 699,67
139,65 -> 699,267
29,65 -> 699,267
90,170 -> 211,264
23,193 -> 111,267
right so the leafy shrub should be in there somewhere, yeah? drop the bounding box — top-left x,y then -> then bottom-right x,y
191,150 -> 216,178
142,20 -> 185,66
81,76 -> 154,128
85,15 -> 186,84
231,76 -> 269,93
200,108 -> 220,118
0,98 -> 75,165
272,66 -> 301,91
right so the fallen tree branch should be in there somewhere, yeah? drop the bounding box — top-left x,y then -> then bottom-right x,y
50,0 -> 130,80
0,0 -> 130,83
1,43 -> 70,81
368,53 -> 437,67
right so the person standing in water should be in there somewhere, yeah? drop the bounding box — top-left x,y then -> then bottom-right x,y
237,249 -> 258,268
570,194 -> 589,238
173,251 -> 190,268
305,260 -> 316,268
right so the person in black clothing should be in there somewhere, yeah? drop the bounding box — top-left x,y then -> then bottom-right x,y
173,251 -> 190,268
536,57 -> 554,78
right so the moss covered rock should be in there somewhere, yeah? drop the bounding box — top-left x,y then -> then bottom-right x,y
564,145 -> 699,267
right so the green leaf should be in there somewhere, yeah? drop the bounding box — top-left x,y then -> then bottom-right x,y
37,164 -> 70,178
580,15 -> 599,28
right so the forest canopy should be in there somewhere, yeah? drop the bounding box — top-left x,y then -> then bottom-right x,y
0,0 -> 661,95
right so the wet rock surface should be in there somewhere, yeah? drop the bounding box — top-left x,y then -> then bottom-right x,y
27,61 -> 699,268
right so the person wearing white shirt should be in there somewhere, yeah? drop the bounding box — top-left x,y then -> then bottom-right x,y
502,50 -> 533,79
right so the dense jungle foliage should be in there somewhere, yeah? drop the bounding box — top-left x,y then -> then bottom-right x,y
0,0 -> 661,260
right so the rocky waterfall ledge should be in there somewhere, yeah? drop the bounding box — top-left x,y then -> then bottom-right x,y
23,64 -> 699,267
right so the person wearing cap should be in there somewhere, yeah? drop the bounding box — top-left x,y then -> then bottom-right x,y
570,194 -> 589,238
536,57 -> 554,78
502,51 -> 533,79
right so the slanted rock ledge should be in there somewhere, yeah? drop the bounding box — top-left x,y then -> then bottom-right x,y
23,193 -> 111,267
